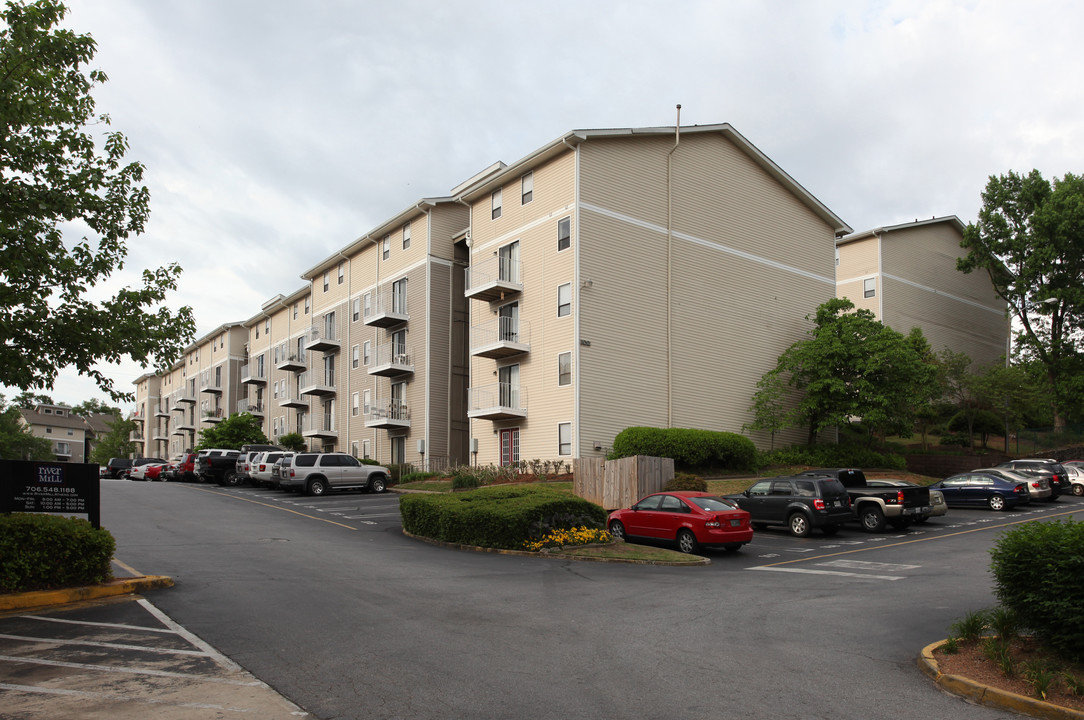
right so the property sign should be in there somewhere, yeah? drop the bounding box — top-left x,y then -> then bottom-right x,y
0,460 -> 101,528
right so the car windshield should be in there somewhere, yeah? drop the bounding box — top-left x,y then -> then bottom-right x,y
689,496 -> 737,512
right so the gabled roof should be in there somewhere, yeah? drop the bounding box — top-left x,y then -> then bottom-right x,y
838,215 -> 965,246
455,123 -> 852,236
19,405 -> 88,431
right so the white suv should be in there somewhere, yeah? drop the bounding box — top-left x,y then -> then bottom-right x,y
249,450 -> 291,488
278,452 -> 390,496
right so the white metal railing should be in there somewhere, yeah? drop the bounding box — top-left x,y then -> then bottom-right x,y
465,254 -> 520,292
470,316 -> 530,351
303,413 -> 337,435
241,362 -> 266,381
199,369 -> 222,391
237,399 -> 265,414
468,382 -> 527,412
371,340 -> 412,367
366,398 -> 410,423
364,284 -> 409,320
307,320 -> 339,345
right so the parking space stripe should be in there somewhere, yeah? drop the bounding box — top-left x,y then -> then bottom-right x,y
0,633 -> 211,656
21,614 -> 176,635
138,599 -> 242,672
752,567 -> 906,580
0,682 -> 258,712
0,654 -> 261,685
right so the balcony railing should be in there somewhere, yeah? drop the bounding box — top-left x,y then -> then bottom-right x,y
364,285 -> 409,328
302,413 -> 337,439
202,407 -> 225,423
365,399 -> 411,429
465,255 -> 522,301
199,371 -> 222,394
176,386 -> 197,404
467,382 -> 527,420
305,324 -> 340,353
154,403 -> 170,417
470,316 -> 531,359
237,399 -> 265,416
241,363 -> 267,384
298,370 -> 336,397
368,341 -> 414,377
277,390 -> 309,409
275,342 -> 307,371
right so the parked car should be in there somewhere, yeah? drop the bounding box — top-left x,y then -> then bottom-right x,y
249,450 -> 291,488
928,472 -> 1030,511
727,475 -> 852,537
235,451 -> 262,485
269,453 -> 296,490
866,479 -> 947,522
128,458 -> 168,481
195,449 -> 244,485
975,467 -> 1052,502
995,459 -> 1070,497
103,457 -> 133,479
278,452 -> 390,496
799,468 -> 930,532
1060,461 -> 1084,496
607,491 -> 752,554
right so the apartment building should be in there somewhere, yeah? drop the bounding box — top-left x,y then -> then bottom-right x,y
130,373 -> 159,456
297,198 -> 470,468
836,216 -> 1009,369
17,403 -> 90,462
458,124 -> 851,465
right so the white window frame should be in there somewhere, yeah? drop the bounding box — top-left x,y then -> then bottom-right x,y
491,188 -> 502,220
557,216 -> 571,251
338,262 -> 345,285
352,344 -> 360,369
352,392 -> 360,416
521,171 -> 533,204
557,283 -> 571,317
352,297 -> 361,322
402,222 -> 411,250
362,438 -> 371,459
382,236 -> 390,260
323,271 -> 330,292
558,423 -> 572,456
558,352 -> 571,386
864,277 -> 876,298
362,389 -> 371,415
363,340 -> 371,365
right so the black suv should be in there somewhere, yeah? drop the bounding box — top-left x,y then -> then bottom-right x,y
728,475 -> 852,537
996,459 -> 1070,498
103,457 -> 133,479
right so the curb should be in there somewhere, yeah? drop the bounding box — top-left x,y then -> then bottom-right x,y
0,575 -> 174,612
401,530 -> 711,565
919,639 -> 1084,719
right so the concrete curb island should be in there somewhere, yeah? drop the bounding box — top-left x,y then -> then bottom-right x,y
0,575 -> 174,612
919,640 -> 1084,719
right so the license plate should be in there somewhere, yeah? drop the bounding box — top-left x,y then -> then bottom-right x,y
730,519 -> 742,527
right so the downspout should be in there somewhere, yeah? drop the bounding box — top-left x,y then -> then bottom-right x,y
415,203 -> 431,472
563,136 -> 581,458
455,197 -> 474,465
666,105 -> 681,428
337,250 -> 350,454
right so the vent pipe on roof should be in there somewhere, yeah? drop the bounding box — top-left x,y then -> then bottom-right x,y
675,104 -> 681,144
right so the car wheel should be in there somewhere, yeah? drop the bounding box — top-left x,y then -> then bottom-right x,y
369,476 -> 387,493
224,471 -> 243,487
307,478 -> 327,496
859,506 -> 886,533
788,513 -> 811,538
821,524 -> 841,536
677,529 -> 698,554
988,494 -> 1007,511
608,520 -> 626,541
1074,484 -> 1084,497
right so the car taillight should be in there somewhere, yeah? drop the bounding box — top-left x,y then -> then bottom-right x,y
814,499 -> 826,510
705,518 -> 721,528
1031,481 -> 1040,489
897,490 -> 905,505
1015,484 -> 1026,494
259,464 -> 266,471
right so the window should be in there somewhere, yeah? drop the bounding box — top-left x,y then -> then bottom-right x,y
498,302 -> 519,342
265,319 -> 270,335
557,283 -> 571,317
558,352 -> 571,386
835,248 -> 840,266
558,423 -> 571,456
351,441 -> 359,458
491,188 -> 502,219
352,392 -> 360,416
392,277 -> 407,314
362,439 -> 371,459
557,216 -> 571,251
305,297 -> 310,314
498,241 -> 519,283
293,303 -> 298,320
352,344 -> 360,369
338,262 -> 344,285
402,222 -> 411,250
46,426 -> 52,434
382,236 -> 390,260
323,271 -> 330,292
363,292 -> 372,318
352,298 -> 361,322
521,171 -> 533,204
67,428 -> 73,436
362,389 -> 371,415
363,340 -> 371,365
323,355 -> 335,385
391,436 -> 405,465
500,428 -> 519,467
864,277 -> 876,298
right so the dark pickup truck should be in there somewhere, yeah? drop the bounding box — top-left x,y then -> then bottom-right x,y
799,468 -> 931,533
195,448 -> 243,486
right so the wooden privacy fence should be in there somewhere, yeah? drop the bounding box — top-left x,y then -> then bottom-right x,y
573,455 -> 675,510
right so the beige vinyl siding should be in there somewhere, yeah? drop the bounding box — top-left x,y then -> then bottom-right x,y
837,236 -> 879,278
428,204 -> 470,259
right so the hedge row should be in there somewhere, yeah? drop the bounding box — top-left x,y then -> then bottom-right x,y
758,444 -> 906,470
0,514 -> 115,593
609,427 -> 756,471
399,485 -> 607,549
990,519 -> 1084,662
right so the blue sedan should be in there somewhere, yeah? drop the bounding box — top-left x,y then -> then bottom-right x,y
929,472 -> 1030,511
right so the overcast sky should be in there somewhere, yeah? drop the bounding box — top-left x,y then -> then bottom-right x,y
9,0 -> 1084,412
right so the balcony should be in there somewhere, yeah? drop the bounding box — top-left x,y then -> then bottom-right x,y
202,408 -> 226,424
171,402 -> 186,415
368,341 -> 414,377
470,317 -> 530,359
54,445 -> 72,459
176,388 -> 197,404
237,399 -> 265,417
241,363 -> 267,385
298,371 -> 336,397
304,324 -> 340,353
275,343 -> 307,372
277,391 -> 309,409
363,285 -> 409,328
302,414 -> 337,440
154,404 -> 170,418
199,373 -> 223,395
174,419 -> 196,432
465,255 -> 522,301
365,399 -> 411,429
467,382 -> 527,420
153,428 -> 169,442
129,431 -> 144,442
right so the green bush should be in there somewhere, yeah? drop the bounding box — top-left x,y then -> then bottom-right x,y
990,519 -> 1084,662
664,473 -> 707,492
399,471 -> 443,484
757,444 -> 906,470
400,485 -> 607,549
0,514 -> 115,593
610,427 -> 756,471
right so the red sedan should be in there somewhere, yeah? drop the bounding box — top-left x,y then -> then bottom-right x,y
607,491 -> 753,554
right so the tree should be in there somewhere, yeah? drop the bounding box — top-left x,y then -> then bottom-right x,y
0,0 -> 194,402
972,362 -> 1045,452
958,169 -> 1084,430
748,298 -> 938,444
70,398 -> 121,417
937,350 -> 984,450
195,413 -> 268,450
87,415 -> 135,465
0,394 -> 52,459
276,432 -> 307,452
12,391 -> 51,407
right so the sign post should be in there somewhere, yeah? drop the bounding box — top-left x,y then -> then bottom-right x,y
0,460 -> 101,528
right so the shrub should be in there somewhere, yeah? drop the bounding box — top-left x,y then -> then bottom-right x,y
399,471 -> 443,484
664,473 -> 707,492
950,609 -> 989,642
990,519 -> 1084,662
610,427 -> 756,471
0,514 -> 115,593
758,444 -> 906,470
938,432 -> 970,447
400,485 -> 607,549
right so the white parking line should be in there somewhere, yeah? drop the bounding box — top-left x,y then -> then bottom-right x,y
0,654 -> 260,685
0,682 -> 257,712
750,566 -> 906,580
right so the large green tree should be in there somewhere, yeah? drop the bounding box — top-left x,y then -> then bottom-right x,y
0,0 -> 194,402
749,298 -> 938,444
958,169 -> 1084,430
195,413 -> 268,450
87,415 -> 135,465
